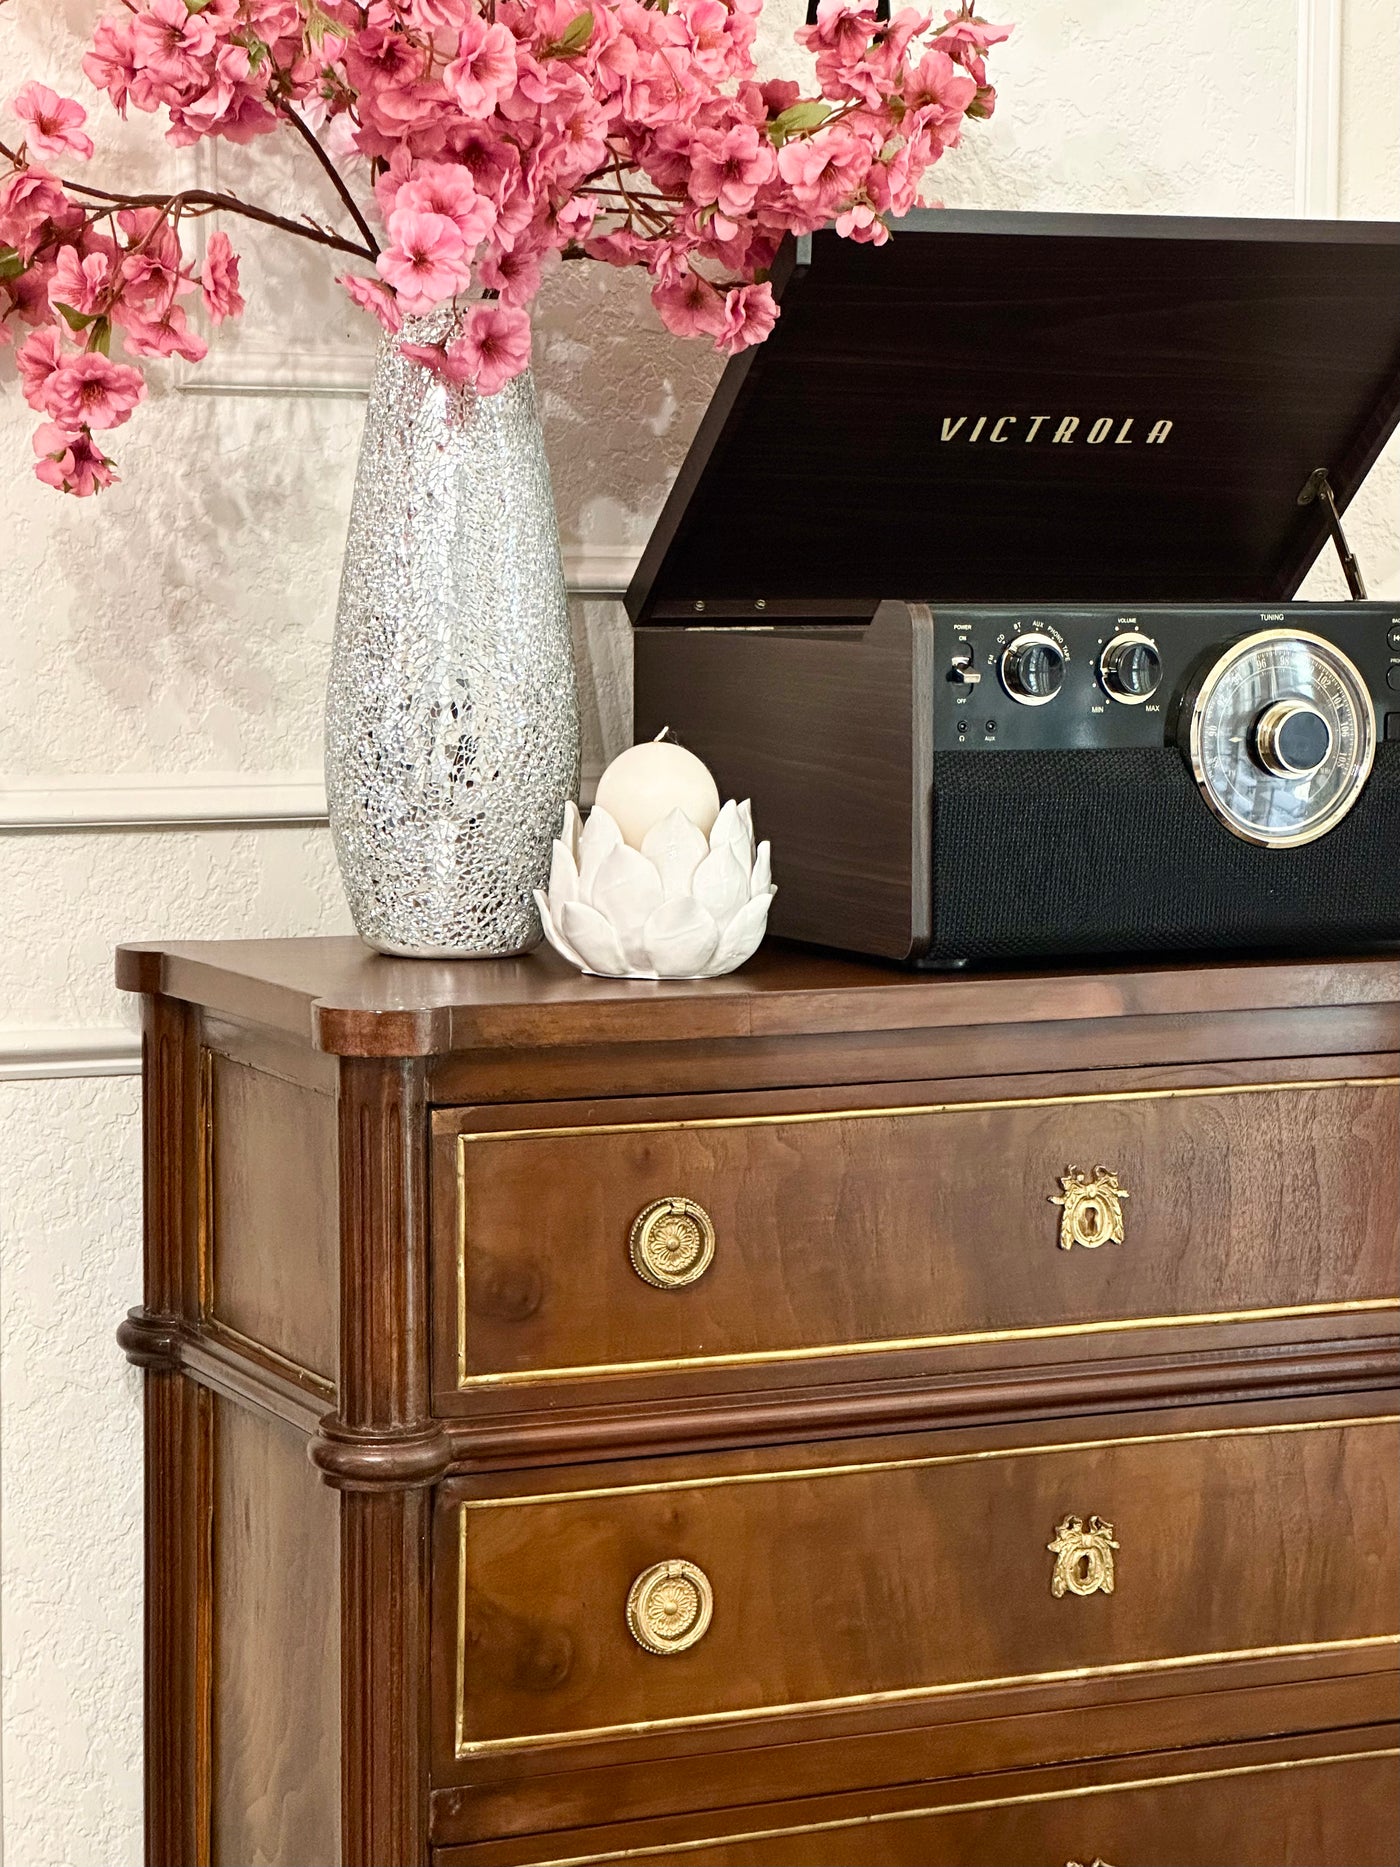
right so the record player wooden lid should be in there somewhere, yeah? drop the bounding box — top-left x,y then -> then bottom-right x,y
626,210 -> 1400,620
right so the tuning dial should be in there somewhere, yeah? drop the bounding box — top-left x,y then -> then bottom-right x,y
1100,632 -> 1162,705
1253,700 -> 1333,777
1000,633 -> 1065,706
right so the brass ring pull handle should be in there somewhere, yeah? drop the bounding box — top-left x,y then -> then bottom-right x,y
629,1197 -> 716,1289
626,1560 -> 714,1655
1051,1165 -> 1129,1251
1048,1514 -> 1120,1597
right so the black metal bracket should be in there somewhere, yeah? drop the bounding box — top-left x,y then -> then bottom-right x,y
1297,467 -> 1368,600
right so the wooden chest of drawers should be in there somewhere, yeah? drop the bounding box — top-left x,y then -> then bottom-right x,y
117,938 -> 1400,1867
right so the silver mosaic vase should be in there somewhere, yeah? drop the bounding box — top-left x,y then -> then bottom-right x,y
326,314 -> 579,957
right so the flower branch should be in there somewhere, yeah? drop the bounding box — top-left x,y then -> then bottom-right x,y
1,0 -> 1009,496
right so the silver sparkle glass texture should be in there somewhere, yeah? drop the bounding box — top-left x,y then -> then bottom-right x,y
326,315 -> 579,957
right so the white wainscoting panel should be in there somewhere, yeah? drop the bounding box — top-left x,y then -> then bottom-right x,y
1296,0 -> 1344,214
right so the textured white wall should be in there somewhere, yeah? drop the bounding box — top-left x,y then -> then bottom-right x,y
0,2 -> 1395,1862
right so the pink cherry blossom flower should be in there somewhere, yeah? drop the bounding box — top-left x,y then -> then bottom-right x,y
122,302 -> 209,362
376,207 -> 472,311
119,211 -> 193,313
15,326 -> 66,410
11,84 -> 95,162
49,245 -> 115,317
476,242 -> 548,307
715,278 -> 778,354
444,18 -> 518,118
398,338 -> 475,384
834,199 -> 889,243
41,352 -> 147,430
130,0 -> 218,94
0,167 -> 68,261
81,18 -> 139,115
406,0 -> 473,33
32,422 -> 118,497
689,124 -> 776,216
651,269 -> 727,340
200,231 -> 245,323
444,300 -> 531,395
390,166 -> 496,247
775,130 -> 868,210
339,272 -> 404,333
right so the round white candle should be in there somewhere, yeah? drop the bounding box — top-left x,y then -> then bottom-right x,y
594,734 -> 720,850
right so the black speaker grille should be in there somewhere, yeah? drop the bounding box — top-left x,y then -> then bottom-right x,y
927,743 -> 1400,961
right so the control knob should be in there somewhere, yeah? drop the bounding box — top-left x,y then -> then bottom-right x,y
1000,632 -> 1065,706
1099,632 -> 1162,705
1252,700 -> 1333,777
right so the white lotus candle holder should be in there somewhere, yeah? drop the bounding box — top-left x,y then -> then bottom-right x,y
535,799 -> 775,980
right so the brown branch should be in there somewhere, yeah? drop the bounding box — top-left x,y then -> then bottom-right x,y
58,179 -> 377,261
278,103 -> 380,257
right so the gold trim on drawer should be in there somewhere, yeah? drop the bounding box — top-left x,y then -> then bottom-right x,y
452,1416 -> 1399,1756
453,1078 -> 1398,1389
511,1749 -> 1400,1867
461,1415 -> 1398,1511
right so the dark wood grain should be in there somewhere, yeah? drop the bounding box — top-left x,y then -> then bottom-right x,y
623,212 -> 1400,616
443,1078 -> 1397,1391
330,1058 -> 444,1867
429,1669 -> 1400,1847
211,1397 -> 340,1867
114,937 -> 1400,1058
118,944 -> 1400,1866
435,1728 -> 1400,1866
205,1050 -> 339,1384
636,601 -> 929,958
132,992 -> 209,1867
440,1406 -> 1398,1756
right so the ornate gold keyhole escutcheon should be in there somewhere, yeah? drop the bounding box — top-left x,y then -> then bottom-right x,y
1051,1165 -> 1128,1251
626,1559 -> 714,1655
629,1197 -> 716,1289
1048,1514 -> 1120,1598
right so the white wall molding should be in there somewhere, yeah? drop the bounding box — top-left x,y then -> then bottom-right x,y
0,1026 -> 142,1082
0,773 -> 330,832
1295,0 -> 1343,216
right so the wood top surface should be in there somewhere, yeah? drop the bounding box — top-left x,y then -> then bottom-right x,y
115,935 -> 1400,1058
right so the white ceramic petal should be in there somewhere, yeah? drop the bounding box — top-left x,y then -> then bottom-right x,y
561,799 -> 584,863
560,900 -> 631,976
691,845 -> 749,929
704,892 -> 773,976
577,803 -> 624,904
548,837 -> 580,908
738,799 -> 753,838
534,890 -> 589,971
749,840 -> 771,898
709,798 -> 753,869
589,843 -> 664,969
642,896 -> 720,976
640,807 -> 709,901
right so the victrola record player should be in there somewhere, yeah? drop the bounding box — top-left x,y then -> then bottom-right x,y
627,210 -> 1400,964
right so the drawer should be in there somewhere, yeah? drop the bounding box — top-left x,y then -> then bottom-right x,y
434,1731 -> 1400,1866
436,1404 -> 1399,1760
436,1076 -> 1398,1395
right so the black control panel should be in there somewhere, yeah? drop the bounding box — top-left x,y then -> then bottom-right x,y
932,603 -> 1400,752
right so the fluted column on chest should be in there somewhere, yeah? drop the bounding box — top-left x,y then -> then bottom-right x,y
311,1056 -> 449,1867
